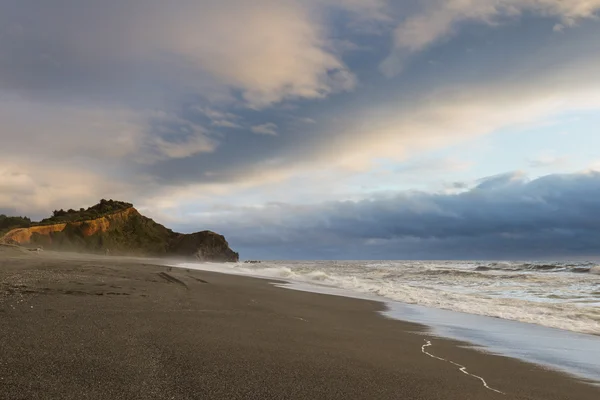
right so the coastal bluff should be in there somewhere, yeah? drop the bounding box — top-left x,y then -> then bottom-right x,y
0,200 -> 238,262
2,207 -> 136,244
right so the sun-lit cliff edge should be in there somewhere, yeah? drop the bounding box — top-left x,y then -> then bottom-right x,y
0,201 -> 239,262
2,207 -> 136,245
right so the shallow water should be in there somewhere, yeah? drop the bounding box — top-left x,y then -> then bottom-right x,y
383,302 -> 600,385
178,260 -> 600,334
175,260 -> 600,384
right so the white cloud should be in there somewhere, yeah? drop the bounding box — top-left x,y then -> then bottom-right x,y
529,153 -> 569,168
292,117 -> 317,124
1,0 -> 599,221
165,171 -> 600,260
0,98 -> 145,160
147,131 -> 217,162
145,52 -> 600,209
192,107 -> 243,129
335,54 -> 600,174
193,107 -> 237,121
0,98 -> 217,164
163,0 -> 388,106
586,160 -> 600,172
193,107 -> 243,129
0,0 -> 374,107
211,120 -> 243,129
0,160 -> 130,216
251,123 -> 279,136
162,0 -> 355,108
382,0 -> 600,76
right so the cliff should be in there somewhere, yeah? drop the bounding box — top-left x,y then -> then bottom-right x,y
2,207 -> 136,245
0,201 -> 239,262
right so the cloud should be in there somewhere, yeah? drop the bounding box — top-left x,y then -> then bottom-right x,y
191,107 -> 243,129
148,132 -> 217,161
211,120 -> 243,129
142,112 -> 220,162
382,0 -> 600,76
251,123 -> 279,136
0,98 -> 217,164
294,117 -> 317,124
0,160 -> 131,218
393,157 -> 472,175
0,98 -> 145,160
163,0 -> 358,107
133,47 -> 600,214
474,171 -> 526,190
0,96 -> 225,217
171,171 -> 600,259
324,55 -> 600,173
529,154 -> 569,168
0,0 -> 599,256
0,0 -> 389,107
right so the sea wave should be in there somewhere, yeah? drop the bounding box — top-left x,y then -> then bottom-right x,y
476,262 -> 598,274
177,260 -> 600,335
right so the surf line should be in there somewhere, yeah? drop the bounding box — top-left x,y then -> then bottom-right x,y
421,340 -> 505,395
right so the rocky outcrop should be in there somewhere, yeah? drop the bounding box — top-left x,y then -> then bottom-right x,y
169,231 -> 239,262
0,204 -> 239,262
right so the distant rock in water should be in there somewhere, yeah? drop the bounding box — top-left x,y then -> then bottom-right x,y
0,199 -> 239,262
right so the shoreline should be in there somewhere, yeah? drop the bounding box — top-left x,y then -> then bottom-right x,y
1,254 -> 599,399
174,259 -> 600,384
275,281 -> 600,384
176,259 -> 600,336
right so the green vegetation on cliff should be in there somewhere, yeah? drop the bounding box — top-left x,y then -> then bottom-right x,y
1,200 -> 239,262
0,215 -> 31,236
40,199 -> 133,225
29,212 -> 173,256
1,199 -> 131,234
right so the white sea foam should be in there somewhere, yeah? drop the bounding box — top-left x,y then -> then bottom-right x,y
176,260 -> 600,335
421,340 -> 504,395
382,302 -> 600,385
174,259 -> 600,385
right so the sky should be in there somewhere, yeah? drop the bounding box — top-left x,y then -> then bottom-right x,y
1,0 -> 600,259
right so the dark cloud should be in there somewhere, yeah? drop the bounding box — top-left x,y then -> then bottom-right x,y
0,207 -> 20,216
173,172 -> 600,259
138,15 -> 600,188
1,0 -> 600,259
449,182 -> 468,189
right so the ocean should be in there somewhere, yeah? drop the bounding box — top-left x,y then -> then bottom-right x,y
175,259 -> 600,384
178,260 -> 600,334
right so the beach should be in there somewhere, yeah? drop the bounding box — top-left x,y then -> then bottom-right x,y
1,254 -> 599,399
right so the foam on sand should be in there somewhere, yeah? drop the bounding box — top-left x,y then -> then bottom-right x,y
175,260 -> 600,335
174,260 -> 600,385
421,340 -> 504,395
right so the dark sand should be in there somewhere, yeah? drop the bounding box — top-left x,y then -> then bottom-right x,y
1,254 -> 599,400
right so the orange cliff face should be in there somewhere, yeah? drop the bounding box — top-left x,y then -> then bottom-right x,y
1,207 -> 138,245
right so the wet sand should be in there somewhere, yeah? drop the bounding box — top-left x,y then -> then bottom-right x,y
1,254 -> 599,399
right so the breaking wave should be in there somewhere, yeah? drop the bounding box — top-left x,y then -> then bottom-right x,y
476,262 -> 599,273
177,260 -> 600,335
